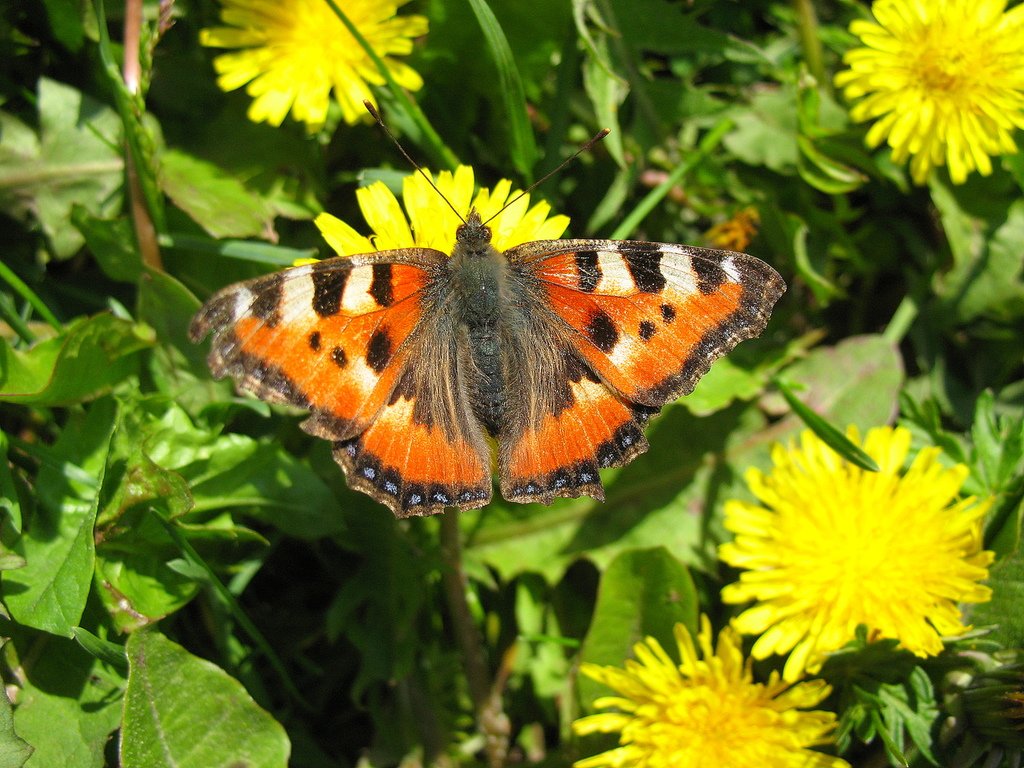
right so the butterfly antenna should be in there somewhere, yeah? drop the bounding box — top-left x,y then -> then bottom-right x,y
364,101 -> 467,224
481,128 -> 610,227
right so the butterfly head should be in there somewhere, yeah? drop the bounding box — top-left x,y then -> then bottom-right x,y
455,209 -> 493,253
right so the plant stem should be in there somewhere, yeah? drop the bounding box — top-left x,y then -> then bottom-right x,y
793,0 -> 828,90
121,0 -> 162,271
439,510 -> 509,767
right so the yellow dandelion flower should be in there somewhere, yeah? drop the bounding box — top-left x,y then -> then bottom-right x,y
834,0 -> 1024,185
200,0 -> 427,128
314,165 -> 570,256
720,426 -> 994,681
574,616 -> 848,768
705,207 -> 760,252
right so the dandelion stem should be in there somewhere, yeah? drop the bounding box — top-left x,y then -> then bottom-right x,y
439,510 -> 509,767
883,294 -> 919,343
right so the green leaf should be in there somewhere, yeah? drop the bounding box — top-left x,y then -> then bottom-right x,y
41,0 -> 86,52
0,313 -> 154,406
775,379 -> 880,472
797,135 -> 867,195
970,390 -> 1024,494
930,182 -> 1024,323
92,397 -> 199,631
184,437 -> 342,539
0,78 -> 123,258
580,33 -> 627,168
771,334 -> 905,435
968,547 -> 1024,648
791,219 -> 842,303
159,149 -> 276,240
466,0 -> 538,180
723,88 -> 799,172
9,630 -> 123,768
577,548 -> 697,708
0,684 -> 33,768
72,626 -> 128,671
121,630 -> 291,768
3,399 -> 117,636
513,575 -> 572,699
684,356 -> 769,417
72,206 -> 142,283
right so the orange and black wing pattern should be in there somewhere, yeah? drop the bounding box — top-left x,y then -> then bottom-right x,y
497,240 -> 785,504
189,252 -> 491,517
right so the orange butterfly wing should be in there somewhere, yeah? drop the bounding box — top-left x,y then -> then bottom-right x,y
496,240 -> 785,504
189,252 -> 491,517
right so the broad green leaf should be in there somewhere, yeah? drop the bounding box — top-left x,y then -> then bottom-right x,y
930,183 -> 1024,323
93,397 -> 199,631
9,631 -> 123,768
184,437 -> 342,539
684,356 -> 767,417
769,334 -> 904,434
723,88 -> 799,172
159,149 -> 276,240
72,206 -> 142,283
137,267 -> 232,412
115,396 -> 340,539
41,0 -> 86,52
0,313 -> 154,406
0,684 -> 33,768
577,548 -> 697,708
0,78 -> 122,258
3,400 -> 117,636
513,575 -> 572,699
121,631 -> 290,768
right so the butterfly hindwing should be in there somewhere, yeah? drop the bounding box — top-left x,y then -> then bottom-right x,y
497,342 -> 656,505
333,313 -> 492,516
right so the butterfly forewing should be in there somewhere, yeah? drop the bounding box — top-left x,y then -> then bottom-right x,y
512,239 -> 785,405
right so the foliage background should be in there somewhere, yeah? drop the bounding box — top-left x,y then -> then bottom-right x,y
1,0 -> 1022,766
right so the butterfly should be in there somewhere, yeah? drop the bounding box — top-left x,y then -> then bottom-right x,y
190,208 -> 785,517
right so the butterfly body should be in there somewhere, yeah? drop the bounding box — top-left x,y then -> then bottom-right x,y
191,209 -> 785,517
449,211 -> 516,435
